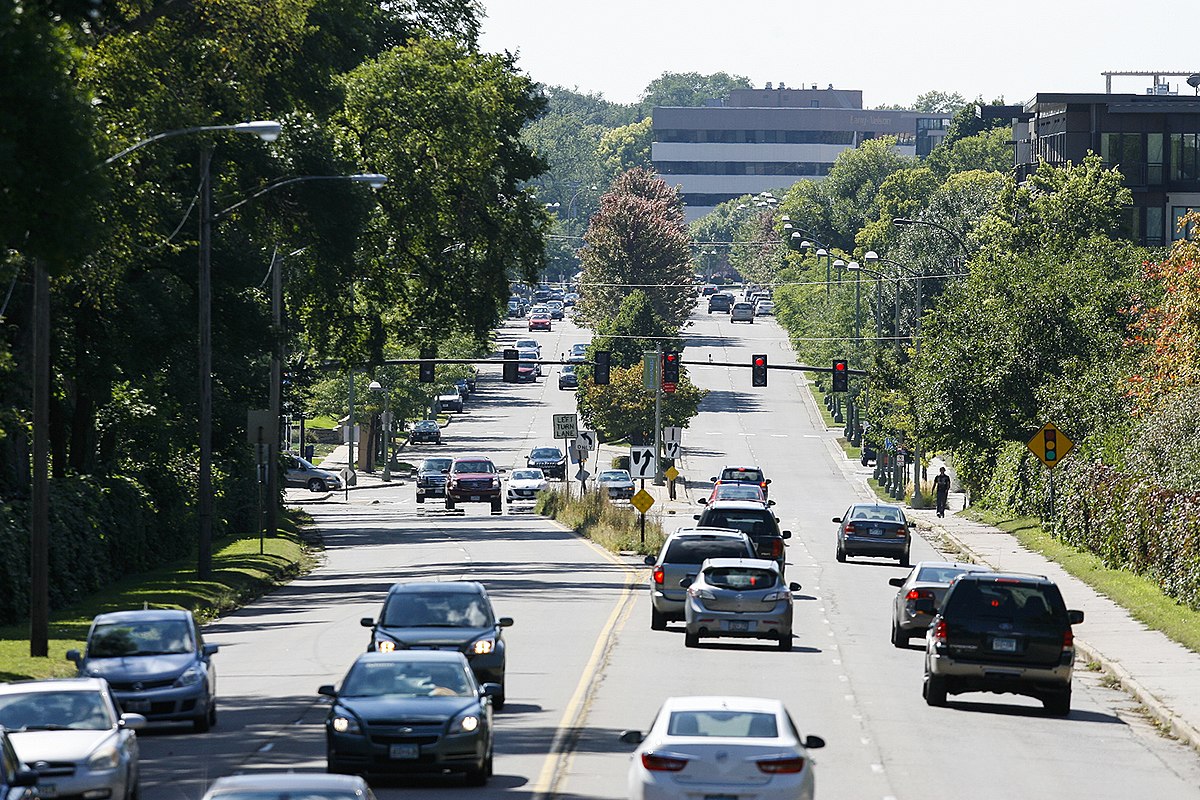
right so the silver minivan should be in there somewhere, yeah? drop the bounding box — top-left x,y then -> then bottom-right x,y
730,302 -> 756,323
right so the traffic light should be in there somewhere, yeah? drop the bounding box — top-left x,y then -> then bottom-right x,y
1043,427 -> 1057,463
594,350 -> 611,385
831,359 -> 848,392
662,352 -> 680,387
502,348 -> 519,382
752,354 -> 768,387
418,348 -> 435,383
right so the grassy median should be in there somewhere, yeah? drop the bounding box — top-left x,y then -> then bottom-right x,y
536,488 -> 665,556
0,511 -> 318,682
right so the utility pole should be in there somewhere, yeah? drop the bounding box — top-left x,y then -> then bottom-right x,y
30,259 -> 49,657
266,249 -> 283,538
197,146 -> 214,579
653,344 -> 664,486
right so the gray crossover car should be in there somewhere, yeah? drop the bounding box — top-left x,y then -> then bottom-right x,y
200,772 -> 379,800
68,608 -> 219,731
646,528 -> 756,630
833,502 -> 913,566
682,558 -> 801,651
888,561 -> 991,647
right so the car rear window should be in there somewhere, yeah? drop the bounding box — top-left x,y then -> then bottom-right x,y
944,580 -> 1066,622
916,565 -> 976,583
664,537 -> 752,563
850,505 -> 906,524
715,485 -> 763,501
667,710 -> 778,738
701,509 -> 776,538
704,566 -> 778,590
720,468 -> 764,483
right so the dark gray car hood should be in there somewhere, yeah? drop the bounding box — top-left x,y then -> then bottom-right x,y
375,626 -> 491,649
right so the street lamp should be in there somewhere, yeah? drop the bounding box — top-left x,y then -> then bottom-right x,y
369,380 -> 392,482
893,217 -> 969,254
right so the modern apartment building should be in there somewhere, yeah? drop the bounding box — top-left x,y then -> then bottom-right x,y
651,85 -> 950,220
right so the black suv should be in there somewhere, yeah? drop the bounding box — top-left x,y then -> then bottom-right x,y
922,572 -> 1084,715
415,456 -> 452,503
707,293 -> 733,313
526,445 -> 567,479
693,500 -> 790,572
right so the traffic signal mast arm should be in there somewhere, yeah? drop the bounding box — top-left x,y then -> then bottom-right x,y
677,359 -> 868,376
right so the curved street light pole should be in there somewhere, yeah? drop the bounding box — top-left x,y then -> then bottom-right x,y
892,217 -> 968,255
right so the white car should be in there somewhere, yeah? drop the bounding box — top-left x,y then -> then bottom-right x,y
621,696 -> 824,800
755,300 -> 775,316
506,467 -> 548,504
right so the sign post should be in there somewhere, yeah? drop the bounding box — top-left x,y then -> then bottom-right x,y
630,488 -> 655,544
553,414 -> 579,499
1026,422 -> 1074,519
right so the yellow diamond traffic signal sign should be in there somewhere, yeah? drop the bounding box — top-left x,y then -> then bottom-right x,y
630,489 -> 655,515
664,465 -> 680,482
1027,422 -> 1074,469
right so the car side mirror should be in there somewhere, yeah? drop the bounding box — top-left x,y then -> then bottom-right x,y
119,713 -> 147,731
767,500 -> 776,507
907,520 -> 916,528
697,498 -> 707,505
498,617 -> 514,628
202,643 -> 219,656
318,684 -> 337,697
888,577 -> 906,587
499,468 -> 507,474
679,577 -> 694,589
643,555 -> 656,566
788,582 -> 802,592
1068,609 -> 1085,625
832,517 -> 842,524
803,734 -> 826,750
66,649 -> 81,665
12,769 -> 37,788
480,682 -> 503,699
709,476 -> 717,483
619,730 -> 645,745
693,514 -> 701,520
360,617 -> 375,628
914,598 -> 936,615
781,530 -> 792,539
441,469 -> 450,474
765,479 -> 772,484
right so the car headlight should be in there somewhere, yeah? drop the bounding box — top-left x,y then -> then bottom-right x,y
449,711 -> 481,734
86,744 -> 120,771
492,477 -> 500,488
472,637 -> 495,655
331,710 -> 362,734
376,639 -> 396,653
173,664 -> 203,687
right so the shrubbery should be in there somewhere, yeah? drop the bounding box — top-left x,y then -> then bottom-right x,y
536,487 -> 664,555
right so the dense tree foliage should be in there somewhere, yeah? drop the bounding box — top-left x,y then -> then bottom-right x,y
639,71 -> 752,111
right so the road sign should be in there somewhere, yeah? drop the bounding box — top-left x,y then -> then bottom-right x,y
246,409 -> 273,444
552,413 -> 578,439
663,426 -> 682,445
663,441 -> 681,459
630,445 -> 656,479
664,465 -> 680,482
575,468 -> 590,483
642,352 -> 659,392
570,443 -> 588,465
1027,422 -> 1074,469
631,489 -> 655,514
662,382 -> 677,394
576,430 -> 598,451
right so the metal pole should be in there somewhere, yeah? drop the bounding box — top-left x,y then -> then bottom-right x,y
825,254 -> 831,295
653,344 -> 664,486
198,146 -> 214,579
29,259 -> 49,657
893,272 -> 902,357
910,275 -> 925,508
382,389 -> 392,482
347,370 -> 356,476
267,249 -> 282,538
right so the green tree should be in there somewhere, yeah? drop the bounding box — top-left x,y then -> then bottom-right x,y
597,118 -> 654,178
911,89 -> 969,115
926,127 -> 1012,178
639,71 -> 752,110
591,291 -> 682,369
577,362 -> 705,443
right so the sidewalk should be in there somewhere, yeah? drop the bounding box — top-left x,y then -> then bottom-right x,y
591,440 -> 697,524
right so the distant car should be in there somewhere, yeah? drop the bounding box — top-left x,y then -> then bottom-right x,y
754,299 -> 776,316
568,342 -> 589,362
701,284 -> 717,297
620,696 -> 824,800
833,502 -> 913,566
528,312 -> 552,331
283,452 -> 342,492
518,348 -> 542,377
319,651 -> 497,783
506,468 -> 548,504
0,729 -> 37,800
200,772 -> 379,800
444,455 -> 504,513
645,527 -> 756,630
527,304 -> 551,319
710,465 -> 771,499
888,561 -> 991,647
707,293 -> 733,313
360,580 -> 513,706
546,300 -> 565,320
693,501 -> 790,572
730,302 -> 756,323
0,678 -> 146,800
526,445 -> 566,479
563,292 -> 580,306
515,338 -> 541,354
860,441 -> 878,466
597,469 -> 635,500
415,456 -> 452,503
699,482 -> 769,506
506,299 -> 525,318
682,558 -> 802,650
558,364 -> 579,390
408,419 -> 442,445
454,378 -> 470,398
67,608 -> 219,731
438,393 -> 464,413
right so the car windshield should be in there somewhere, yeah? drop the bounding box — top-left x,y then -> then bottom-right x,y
341,660 -> 473,698
89,619 -> 193,657
531,448 -> 562,460
720,468 -> 764,483
701,510 -> 776,538
663,538 -> 751,564
0,691 -> 113,731
422,458 -> 452,471
916,565 -> 977,583
516,340 -> 537,349
850,506 -> 906,524
562,365 -> 576,374
415,421 -> 437,430
571,344 -> 587,354
946,581 -> 1065,622
667,710 -> 778,738
704,566 -> 778,590
599,471 -> 631,482
382,591 -> 494,628
512,469 -> 543,481
454,460 -> 495,474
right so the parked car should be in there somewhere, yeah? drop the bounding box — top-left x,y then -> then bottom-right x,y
620,696 -> 824,800
506,298 -> 526,318
444,456 -> 504,513
0,678 -> 146,800
283,452 -> 342,492
693,501 -> 791,572
710,465 -> 771,499
67,608 -> 219,732
833,502 -> 913,566
200,772 -> 378,800
889,561 -> 991,647
319,651 -> 497,783
597,469 -> 635,500
415,457 -> 452,503
730,301 -> 756,323
506,468 -> 548,504
682,558 -> 802,650
526,445 -> 566,480
360,580 -> 513,707
860,440 -> 878,466
438,393 -> 464,413
454,378 -> 470,398
563,292 -> 580,306
528,312 -> 552,331
408,419 -> 442,445
707,293 -> 733,313
923,572 -> 1084,715
558,364 -> 579,390
0,730 -> 37,800
645,528 -> 756,630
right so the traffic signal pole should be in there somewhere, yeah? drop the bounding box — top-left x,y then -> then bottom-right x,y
653,344 -> 664,486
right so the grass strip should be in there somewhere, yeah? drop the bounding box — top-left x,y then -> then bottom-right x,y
962,508 -> 1200,654
0,511 -> 318,682
536,488 -> 664,556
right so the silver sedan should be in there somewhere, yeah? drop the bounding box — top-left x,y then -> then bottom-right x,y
888,560 -> 991,646
682,558 -> 801,650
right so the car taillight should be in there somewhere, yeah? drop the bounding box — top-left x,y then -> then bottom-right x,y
771,539 -> 784,559
760,481 -> 767,489
932,619 -> 948,644
641,752 -> 688,772
653,566 -> 664,585
906,589 -> 933,601
757,756 -> 805,774
844,523 -> 856,534
1063,628 -> 1074,649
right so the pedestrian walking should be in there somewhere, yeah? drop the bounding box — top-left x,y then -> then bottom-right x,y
933,466 -> 951,518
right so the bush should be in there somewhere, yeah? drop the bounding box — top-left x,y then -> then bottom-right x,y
536,487 -> 664,555
612,455 -> 630,471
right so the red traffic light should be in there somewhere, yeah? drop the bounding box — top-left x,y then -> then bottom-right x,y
665,353 -> 677,362
834,361 -> 846,372
754,357 -> 765,366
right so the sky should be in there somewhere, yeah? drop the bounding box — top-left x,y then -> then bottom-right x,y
478,1 -> 1199,108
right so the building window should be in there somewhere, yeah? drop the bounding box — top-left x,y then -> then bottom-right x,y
1171,134 -> 1200,181
1101,133 -> 1146,184
1172,206 -> 1196,240
1147,206 -> 1165,244
1148,134 -> 1164,185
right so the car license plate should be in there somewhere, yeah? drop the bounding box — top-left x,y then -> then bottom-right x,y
728,620 -> 749,632
869,527 -> 883,536
389,743 -> 419,760
992,637 -> 1017,653
704,795 -> 736,800
125,699 -> 151,713
470,495 -> 481,501
39,785 -> 56,798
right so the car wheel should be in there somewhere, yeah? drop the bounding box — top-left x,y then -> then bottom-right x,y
651,606 -> 667,631
1044,687 -> 1072,716
307,478 -> 328,492
192,709 -> 211,733
923,673 -> 948,707
126,771 -> 140,800
890,620 -> 908,648
491,499 -> 503,514
684,630 -> 700,648
445,498 -> 455,511
900,550 -> 911,568
836,543 -> 846,563
416,494 -> 424,504
326,756 -> 353,775
464,749 -> 493,786
208,699 -> 217,727
777,633 -> 792,651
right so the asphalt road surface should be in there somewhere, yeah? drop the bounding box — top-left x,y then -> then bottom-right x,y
137,303 -> 1200,800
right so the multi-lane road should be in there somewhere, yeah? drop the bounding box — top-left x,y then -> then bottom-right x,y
136,302 -> 1200,799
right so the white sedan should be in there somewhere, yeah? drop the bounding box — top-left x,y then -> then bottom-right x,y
621,696 -> 824,800
506,467 -> 548,505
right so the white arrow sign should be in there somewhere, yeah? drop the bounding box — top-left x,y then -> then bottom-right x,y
630,445 -> 656,479
663,441 -> 681,459
663,426 -> 682,445
576,430 -> 598,451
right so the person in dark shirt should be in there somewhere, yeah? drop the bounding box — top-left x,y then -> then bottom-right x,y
933,467 -> 952,518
